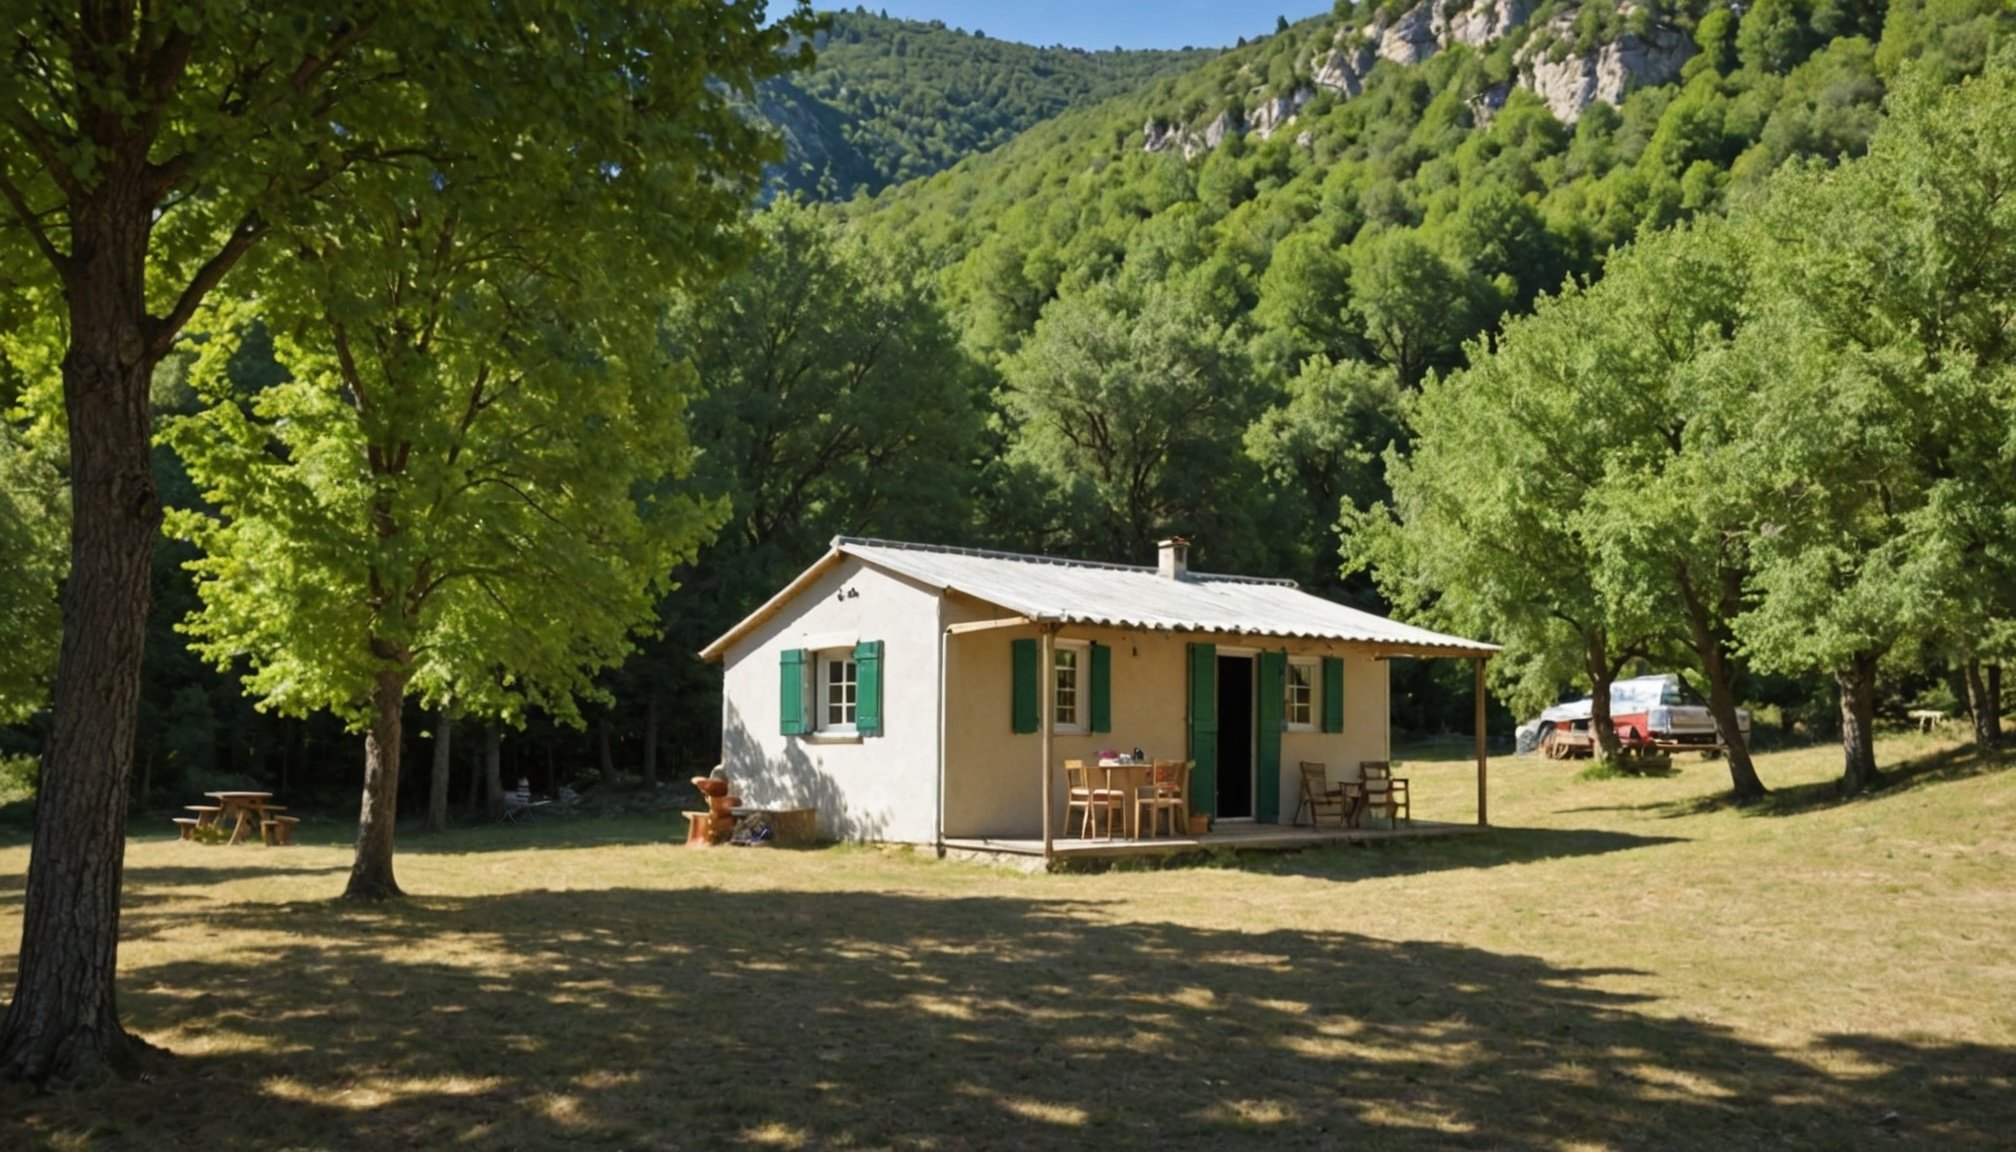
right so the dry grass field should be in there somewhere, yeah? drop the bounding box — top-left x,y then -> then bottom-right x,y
1,731 -> 2011,1150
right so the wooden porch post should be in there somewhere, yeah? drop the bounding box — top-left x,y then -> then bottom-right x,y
1040,624 -> 1057,860
1474,656 -> 1489,827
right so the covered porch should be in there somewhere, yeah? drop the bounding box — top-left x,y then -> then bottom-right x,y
939,610 -> 1497,862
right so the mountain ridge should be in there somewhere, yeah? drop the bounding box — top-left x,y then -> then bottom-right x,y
760,10 -> 1217,199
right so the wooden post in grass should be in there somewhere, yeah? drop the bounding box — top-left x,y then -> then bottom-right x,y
1475,657 -> 1489,827
1040,624 -> 1057,860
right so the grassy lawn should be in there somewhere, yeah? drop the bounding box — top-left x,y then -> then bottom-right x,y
2,732 -> 2012,1151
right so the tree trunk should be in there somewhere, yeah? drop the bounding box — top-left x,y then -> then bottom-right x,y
642,698 -> 660,790
1585,631 -> 1623,758
424,707 -> 453,833
1964,657 -> 2002,748
1837,652 -> 1883,794
1992,665 -> 2005,744
1676,568 -> 1766,799
345,670 -> 410,900
466,727 -> 484,813
484,722 -> 505,821
0,236 -> 165,1082
598,717 -> 617,789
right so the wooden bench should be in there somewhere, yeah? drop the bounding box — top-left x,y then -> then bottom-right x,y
260,815 -> 301,846
172,817 -> 201,840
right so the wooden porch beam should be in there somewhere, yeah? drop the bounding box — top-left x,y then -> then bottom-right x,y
1040,623 -> 1059,861
945,615 -> 1038,636
1475,656 -> 1489,827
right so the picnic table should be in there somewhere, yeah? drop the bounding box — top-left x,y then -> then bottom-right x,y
204,791 -> 286,845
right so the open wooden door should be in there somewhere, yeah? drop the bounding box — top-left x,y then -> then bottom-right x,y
1187,642 -> 1216,821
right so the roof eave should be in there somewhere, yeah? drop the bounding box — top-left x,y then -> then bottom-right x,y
697,547 -> 849,663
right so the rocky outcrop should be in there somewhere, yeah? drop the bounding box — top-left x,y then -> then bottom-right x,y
1378,1 -> 1439,66
1518,22 -> 1692,123
1313,41 -> 1377,97
1200,110 -> 1237,151
1142,119 -> 1185,154
1249,88 -> 1313,140
1434,0 -> 1534,48
1145,2 -> 1693,158
1142,109 -> 1243,159
1468,81 -> 1512,128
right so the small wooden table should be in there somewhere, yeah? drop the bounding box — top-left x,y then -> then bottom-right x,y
205,791 -> 280,845
1097,760 -> 1154,840
1335,781 -> 1369,828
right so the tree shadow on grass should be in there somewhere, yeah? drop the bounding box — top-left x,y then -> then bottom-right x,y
6,884 -> 2007,1151
1657,741 -> 2014,820
392,812 -> 691,856
1175,826 -> 1685,882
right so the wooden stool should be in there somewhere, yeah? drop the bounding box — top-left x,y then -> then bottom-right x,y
684,811 -> 713,848
172,817 -> 200,840
261,815 -> 301,846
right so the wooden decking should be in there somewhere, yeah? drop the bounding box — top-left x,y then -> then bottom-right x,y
942,819 -> 1484,866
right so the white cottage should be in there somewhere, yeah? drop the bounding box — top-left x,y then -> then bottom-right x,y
701,536 -> 1498,857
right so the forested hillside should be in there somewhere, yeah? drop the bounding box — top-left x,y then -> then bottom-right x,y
759,10 -> 1215,198
828,0 -> 2005,581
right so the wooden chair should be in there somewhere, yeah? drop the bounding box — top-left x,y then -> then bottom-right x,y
1064,761 -> 1121,839
1294,762 -> 1350,827
1360,761 -> 1411,827
1134,760 -> 1187,839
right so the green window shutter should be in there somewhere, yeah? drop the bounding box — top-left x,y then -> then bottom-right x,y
1256,651 -> 1285,824
854,640 -> 883,737
1089,641 -> 1111,733
780,649 -> 808,735
1322,656 -> 1345,734
1011,638 -> 1039,734
1187,643 -> 1217,818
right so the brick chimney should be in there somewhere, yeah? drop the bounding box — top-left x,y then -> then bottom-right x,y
1157,537 -> 1190,581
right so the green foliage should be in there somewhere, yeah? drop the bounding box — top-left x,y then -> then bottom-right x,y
1001,276 -> 1266,565
153,3 -> 816,735
0,753 -> 35,804
170,279 -> 710,731
1345,265 -> 1665,720
673,200 -> 985,570
0,418 -> 62,724
1731,55 -> 2016,682
1368,46 -> 2016,789
643,200 -> 990,755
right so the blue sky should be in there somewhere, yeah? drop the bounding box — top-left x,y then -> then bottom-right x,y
834,2 -> 1335,51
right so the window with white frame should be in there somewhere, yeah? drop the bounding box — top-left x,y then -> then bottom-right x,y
1286,658 -> 1318,731
817,649 -> 857,732
1054,641 -> 1087,734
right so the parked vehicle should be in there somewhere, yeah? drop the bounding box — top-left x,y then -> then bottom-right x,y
1515,674 -> 1751,759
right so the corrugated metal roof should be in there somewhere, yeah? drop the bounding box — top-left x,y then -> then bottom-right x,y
834,537 -> 1496,656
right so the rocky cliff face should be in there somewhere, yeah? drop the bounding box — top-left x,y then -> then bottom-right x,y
1435,0 -> 1536,48
1518,18 -> 1694,123
1143,1 -> 1696,155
